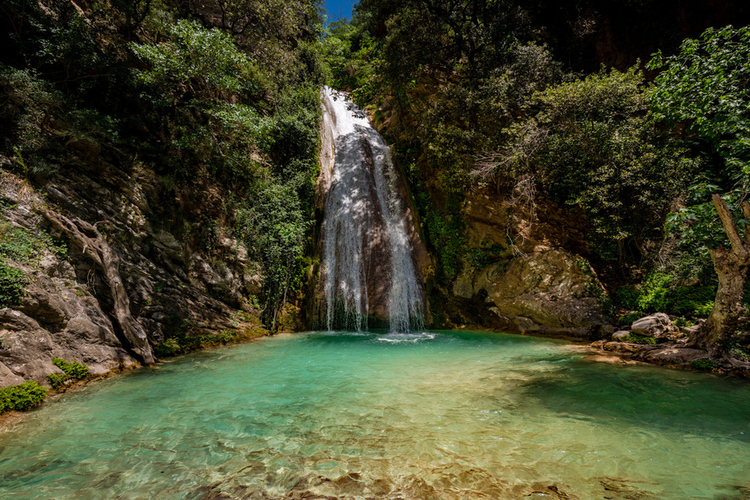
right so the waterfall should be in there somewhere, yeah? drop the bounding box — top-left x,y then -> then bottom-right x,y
319,87 -> 425,332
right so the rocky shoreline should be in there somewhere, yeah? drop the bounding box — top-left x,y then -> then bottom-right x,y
587,313 -> 750,377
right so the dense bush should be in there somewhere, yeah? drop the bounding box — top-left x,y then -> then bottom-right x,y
45,373 -> 69,390
52,357 -> 89,380
483,67 -> 694,262
46,357 -> 90,388
614,272 -> 715,318
0,260 -> 26,306
1,0 -> 324,332
0,381 -> 47,413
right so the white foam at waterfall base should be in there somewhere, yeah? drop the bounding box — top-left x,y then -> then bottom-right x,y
320,87 -> 424,332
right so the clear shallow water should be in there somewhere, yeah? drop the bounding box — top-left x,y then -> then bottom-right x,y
1,331 -> 749,499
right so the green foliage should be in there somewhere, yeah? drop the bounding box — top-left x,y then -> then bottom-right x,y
320,18 -> 381,93
129,20 -> 260,101
235,180 -> 312,327
620,334 -> 658,345
0,381 -> 47,414
153,337 -> 181,358
722,339 -> 750,362
45,373 -> 68,389
422,201 -> 466,283
0,220 -> 69,306
650,25 -> 750,260
613,272 -> 715,318
52,357 -> 90,380
690,358 -> 718,370
154,321 -> 241,358
465,242 -> 508,270
618,312 -> 643,326
493,67 -> 694,262
674,317 -> 696,328
649,26 -> 750,183
0,260 -> 27,306
0,221 -> 65,263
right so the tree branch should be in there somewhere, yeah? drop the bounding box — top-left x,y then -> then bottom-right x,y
742,200 -> 750,245
712,193 -> 748,256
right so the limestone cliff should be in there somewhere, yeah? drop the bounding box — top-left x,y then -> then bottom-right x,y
0,162 -> 264,388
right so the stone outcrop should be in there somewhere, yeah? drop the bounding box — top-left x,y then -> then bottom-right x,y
0,164 -> 264,388
452,248 -> 606,337
438,187 -> 607,338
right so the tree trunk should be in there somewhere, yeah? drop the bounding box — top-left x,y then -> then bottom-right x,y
43,210 -> 155,364
693,247 -> 750,349
693,195 -> 750,351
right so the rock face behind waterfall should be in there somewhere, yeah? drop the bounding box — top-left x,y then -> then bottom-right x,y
311,89 -> 429,331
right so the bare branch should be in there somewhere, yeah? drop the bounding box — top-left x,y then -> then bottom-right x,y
712,194 -> 748,256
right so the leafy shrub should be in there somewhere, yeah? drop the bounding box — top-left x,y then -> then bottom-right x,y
45,372 -> 68,389
613,272 -> 716,318
154,326 -> 241,358
0,259 -> 26,306
674,317 -> 696,328
722,340 -> 750,362
154,338 -> 181,358
690,359 -> 718,370
52,357 -> 89,380
235,180 -> 312,329
129,19 -> 259,101
620,334 -> 658,345
618,312 -> 643,325
488,67 -> 694,263
0,381 -> 47,414
0,222 -> 56,262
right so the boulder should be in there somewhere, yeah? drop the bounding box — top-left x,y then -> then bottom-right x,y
612,331 -> 630,340
632,345 -> 708,365
462,249 -> 607,336
0,361 -> 24,387
631,313 -> 675,337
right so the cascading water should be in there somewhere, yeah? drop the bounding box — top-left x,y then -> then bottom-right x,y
319,87 -> 425,332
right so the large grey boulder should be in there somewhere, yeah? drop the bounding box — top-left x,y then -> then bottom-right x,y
631,313 -> 674,337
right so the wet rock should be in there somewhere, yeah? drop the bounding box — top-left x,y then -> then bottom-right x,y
612,331 -> 630,340
632,344 -> 707,365
631,313 -> 675,337
603,341 -> 639,353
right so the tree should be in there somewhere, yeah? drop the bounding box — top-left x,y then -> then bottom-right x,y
649,26 -> 750,350
475,67 -> 692,264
